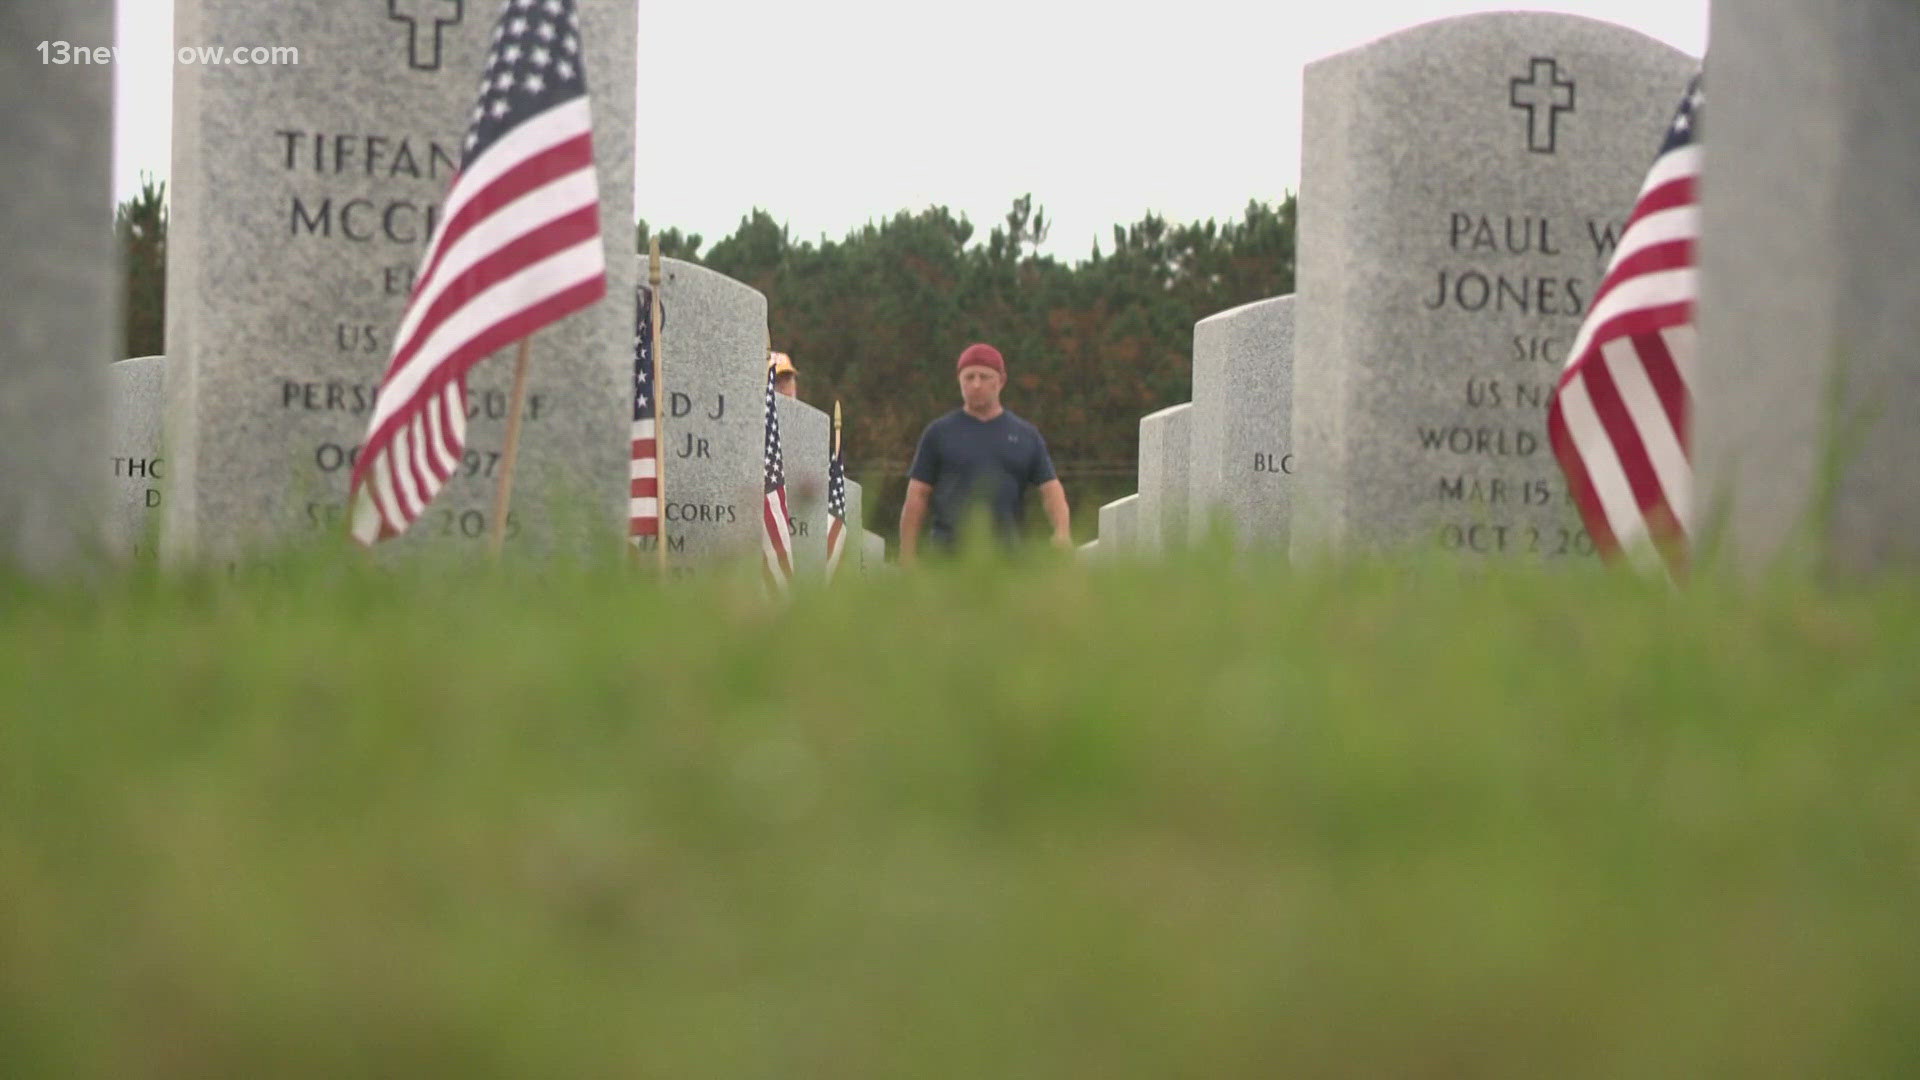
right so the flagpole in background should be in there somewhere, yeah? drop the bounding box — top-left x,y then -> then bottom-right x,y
487,336 -> 535,558
649,237 -> 668,572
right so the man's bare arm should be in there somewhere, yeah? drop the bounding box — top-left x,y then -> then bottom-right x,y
899,479 -> 933,566
1037,479 -> 1071,549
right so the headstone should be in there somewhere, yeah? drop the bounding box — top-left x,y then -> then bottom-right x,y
861,530 -> 886,573
1694,1 -> 1920,574
1077,538 -> 1102,561
165,0 -> 637,559
642,258 -> 767,571
1,0 -> 113,573
1293,14 -> 1695,562
1098,494 -> 1139,553
1136,402 -> 1193,552
1189,296 -> 1296,549
108,357 -> 169,558
776,396 -> 831,576
842,477 -> 864,552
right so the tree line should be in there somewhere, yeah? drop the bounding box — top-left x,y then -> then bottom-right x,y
118,181 -> 1296,541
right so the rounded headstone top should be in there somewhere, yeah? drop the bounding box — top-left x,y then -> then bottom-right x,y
110,356 -> 166,398
1141,401 -> 1194,425
777,395 -> 830,426
112,354 -> 166,374
1320,11 -> 1697,64
1196,294 -> 1294,331
643,256 -> 767,305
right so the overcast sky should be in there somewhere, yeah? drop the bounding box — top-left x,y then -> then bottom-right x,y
112,0 -> 1707,260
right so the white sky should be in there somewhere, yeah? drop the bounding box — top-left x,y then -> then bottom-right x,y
112,0 -> 1707,260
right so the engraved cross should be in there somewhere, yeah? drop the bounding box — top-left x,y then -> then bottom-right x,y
389,0 -> 464,72
1510,57 -> 1575,154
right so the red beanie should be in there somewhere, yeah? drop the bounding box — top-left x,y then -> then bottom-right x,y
956,343 -> 1005,376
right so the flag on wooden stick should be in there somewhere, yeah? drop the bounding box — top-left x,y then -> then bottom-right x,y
825,400 -> 849,580
630,283 -> 659,542
760,366 -> 794,589
1548,74 -> 1702,574
350,0 -> 606,544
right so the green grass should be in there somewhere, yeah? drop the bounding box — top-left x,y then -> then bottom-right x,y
3,552 -> 1919,1077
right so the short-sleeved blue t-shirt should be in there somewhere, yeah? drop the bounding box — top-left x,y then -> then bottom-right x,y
908,409 -> 1058,545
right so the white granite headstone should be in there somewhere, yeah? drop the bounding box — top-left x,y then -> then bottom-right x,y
640,259 -> 767,572
2,0 -> 112,573
1694,1 -> 1920,574
1189,296 -> 1295,549
1293,14 -> 1695,562
108,357 -> 168,558
776,396 -> 831,576
1098,494 -> 1139,553
165,0 -> 637,559
1137,402 -> 1193,553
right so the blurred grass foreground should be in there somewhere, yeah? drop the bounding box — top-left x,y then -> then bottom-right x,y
3,552 -> 1919,1077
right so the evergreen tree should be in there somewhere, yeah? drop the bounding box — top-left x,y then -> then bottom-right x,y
116,176 -> 167,359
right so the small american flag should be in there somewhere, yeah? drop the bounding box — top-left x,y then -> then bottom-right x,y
350,0 -> 606,544
1548,74 -> 1702,574
629,284 -> 658,542
825,426 -> 849,580
761,368 -> 794,589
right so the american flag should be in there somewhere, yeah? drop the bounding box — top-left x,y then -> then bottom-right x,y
761,367 -> 794,589
825,424 -> 849,580
629,284 -> 659,542
349,0 -> 606,544
1548,75 -> 1702,574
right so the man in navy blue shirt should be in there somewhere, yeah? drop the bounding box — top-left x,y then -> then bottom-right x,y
899,343 -> 1071,564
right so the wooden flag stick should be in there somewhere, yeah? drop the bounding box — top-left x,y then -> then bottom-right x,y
488,335 -> 534,559
649,237 -> 667,572
833,399 -> 842,459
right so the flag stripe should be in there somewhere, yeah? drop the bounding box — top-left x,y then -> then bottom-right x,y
1552,377 -> 1655,569
353,272 -> 605,540
370,205 -> 601,433
1602,337 -> 1691,526
356,237 -> 604,483
408,98 -> 594,296
1629,329 -> 1688,448
1564,268 -> 1696,371
392,152 -> 599,368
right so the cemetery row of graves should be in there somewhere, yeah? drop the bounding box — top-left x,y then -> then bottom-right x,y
5,2 -> 1917,579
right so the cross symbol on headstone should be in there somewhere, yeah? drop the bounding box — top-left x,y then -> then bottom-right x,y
1510,57 -> 1575,154
388,0 -> 464,72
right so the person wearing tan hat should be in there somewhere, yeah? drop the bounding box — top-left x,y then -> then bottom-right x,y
768,351 -> 798,399
899,343 -> 1070,564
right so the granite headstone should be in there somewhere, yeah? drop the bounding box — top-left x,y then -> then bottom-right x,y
838,477 -> 863,571
1136,402 -> 1193,553
1189,296 -> 1295,549
165,0 -> 637,559
108,357 -> 169,558
638,258 -> 767,571
1292,14 -> 1695,562
2,0 -> 113,573
1098,494 -> 1139,553
776,396 -> 832,576
1694,0 -> 1920,574
861,530 -> 886,573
